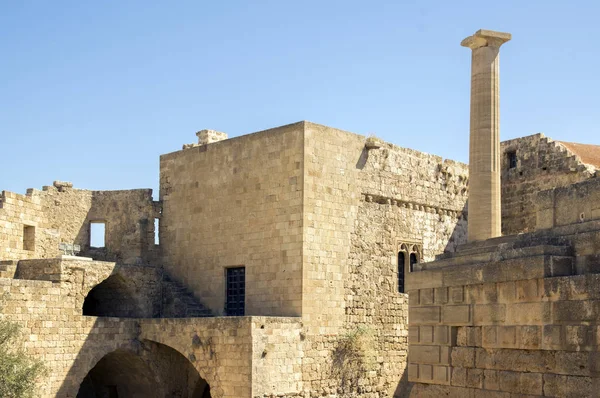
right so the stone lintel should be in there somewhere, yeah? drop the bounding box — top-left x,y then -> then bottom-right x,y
461,29 -> 511,49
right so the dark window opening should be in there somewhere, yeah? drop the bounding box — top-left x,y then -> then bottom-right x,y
410,253 -> 419,272
23,225 -> 35,251
226,267 -> 245,316
90,222 -> 106,248
398,252 -> 406,293
107,386 -> 118,398
507,151 -> 517,169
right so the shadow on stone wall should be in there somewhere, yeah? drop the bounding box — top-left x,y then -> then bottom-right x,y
393,369 -> 412,397
443,202 -> 468,254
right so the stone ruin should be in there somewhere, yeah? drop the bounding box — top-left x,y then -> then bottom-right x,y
1,29 -> 600,397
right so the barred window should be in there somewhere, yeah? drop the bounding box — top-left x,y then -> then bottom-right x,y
226,267 -> 245,316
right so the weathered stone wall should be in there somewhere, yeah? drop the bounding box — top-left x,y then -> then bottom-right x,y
501,133 -> 597,235
0,184 -> 158,264
407,218 -> 600,397
160,123 -> 304,317
251,317 -> 303,396
537,177 -> 600,230
297,123 -> 469,396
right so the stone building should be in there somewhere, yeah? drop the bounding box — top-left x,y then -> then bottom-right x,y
1,29 -> 600,398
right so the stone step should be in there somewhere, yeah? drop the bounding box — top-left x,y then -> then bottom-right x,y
429,245 -> 573,270
161,271 -> 214,318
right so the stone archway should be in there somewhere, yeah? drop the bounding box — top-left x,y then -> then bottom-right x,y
82,274 -> 142,317
76,341 -> 210,398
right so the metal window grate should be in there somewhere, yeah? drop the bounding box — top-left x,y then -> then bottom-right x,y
398,252 -> 405,293
226,267 -> 245,316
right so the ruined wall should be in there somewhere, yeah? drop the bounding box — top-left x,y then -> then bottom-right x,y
501,133 -> 597,235
0,183 -> 158,264
160,123 -> 304,317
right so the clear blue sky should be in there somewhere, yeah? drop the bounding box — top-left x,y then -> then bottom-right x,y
2,1 -> 599,196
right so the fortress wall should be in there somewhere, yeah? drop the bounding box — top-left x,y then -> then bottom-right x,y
501,134 -> 596,235
298,123 -> 469,396
0,184 -> 158,264
160,123 -> 305,317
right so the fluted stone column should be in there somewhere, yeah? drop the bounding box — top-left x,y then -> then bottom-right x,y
462,29 -> 511,242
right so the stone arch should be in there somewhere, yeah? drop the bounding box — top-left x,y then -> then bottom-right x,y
76,341 -> 211,398
143,338 -> 215,393
82,274 -> 143,317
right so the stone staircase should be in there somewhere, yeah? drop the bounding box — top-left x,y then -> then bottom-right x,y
161,272 -> 213,318
0,261 -> 17,279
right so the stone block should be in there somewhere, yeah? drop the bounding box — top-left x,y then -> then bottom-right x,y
519,325 -> 541,349
543,324 -> 562,348
451,347 -> 475,368
434,287 -> 448,304
409,326 -> 420,344
433,365 -> 450,385
419,326 -> 434,344
420,364 -> 433,381
482,326 -> 497,347
515,279 -> 539,302
473,304 -> 505,324
410,306 -> 441,324
483,369 -> 499,390
449,286 -> 464,304
497,326 -> 517,348
420,288 -> 435,305
410,345 -> 441,364
442,305 -> 471,325
451,367 -> 467,387
466,368 -> 483,389
408,363 -> 419,382
497,281 -> 516,303
506,302 -> 551,324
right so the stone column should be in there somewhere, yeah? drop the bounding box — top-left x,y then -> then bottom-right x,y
462,29 -> 511,242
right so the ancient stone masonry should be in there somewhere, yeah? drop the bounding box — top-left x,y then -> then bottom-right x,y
0,184 -> 159,264
407,28 -> 600,398
3,27 -> 600,398
501,133 -> 599,235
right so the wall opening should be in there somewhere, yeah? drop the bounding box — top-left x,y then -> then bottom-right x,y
90,221 -> 106,248
410,253 -> 419,272
83,275 -> 142,317
226,267 -> 245,316
398,252 -> 406,293
23,225 -> 35,251
154,218 -> 160,245
77,343 -> 210,398
507,150 -> 517,169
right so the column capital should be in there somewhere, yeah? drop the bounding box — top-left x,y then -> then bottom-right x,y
461,29 -> 511,50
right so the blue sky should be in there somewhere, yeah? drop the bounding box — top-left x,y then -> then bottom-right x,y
1,1 -> 599,196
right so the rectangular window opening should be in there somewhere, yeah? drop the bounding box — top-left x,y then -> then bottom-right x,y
226,267 -> 245,316
154,218 -> 160,245
23,225 -> 35,251
507,151 -> 517,169
398,252 -> 405,293
90,222 -> 106,248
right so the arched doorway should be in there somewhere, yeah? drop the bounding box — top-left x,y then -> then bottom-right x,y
82,274 -> 142,317
77,342 -> 210,397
